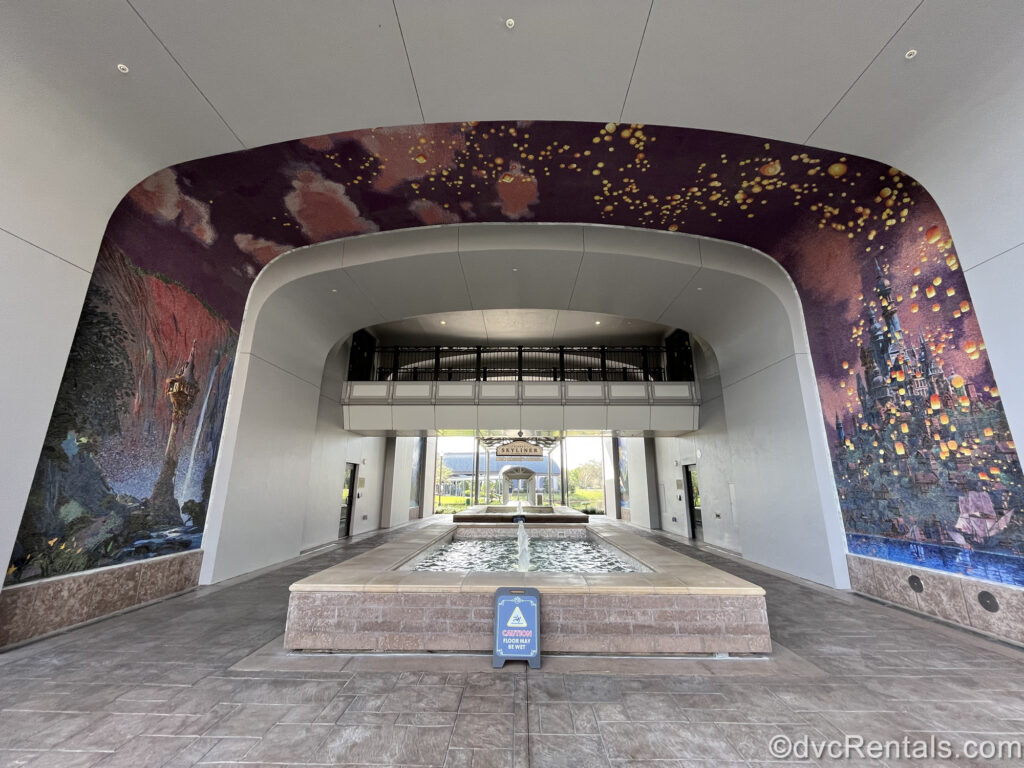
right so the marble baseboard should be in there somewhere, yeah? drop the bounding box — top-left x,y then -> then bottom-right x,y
0,550 -> 202,650
847,553 -> 1023,646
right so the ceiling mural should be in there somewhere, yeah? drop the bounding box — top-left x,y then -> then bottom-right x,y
6,121 -> 1021,586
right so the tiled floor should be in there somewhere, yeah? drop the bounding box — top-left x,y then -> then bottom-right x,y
1,522 -> 1023,767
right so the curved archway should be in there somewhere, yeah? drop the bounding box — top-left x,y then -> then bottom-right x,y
200,224 -> 848,589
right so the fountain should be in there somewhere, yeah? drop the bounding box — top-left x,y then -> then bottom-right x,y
516,519 -> 530,572
284,516 -> 772,656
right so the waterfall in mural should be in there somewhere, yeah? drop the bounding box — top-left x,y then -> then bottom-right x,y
183,350 -> 220,503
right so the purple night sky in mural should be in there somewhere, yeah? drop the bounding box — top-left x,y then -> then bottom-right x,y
7,121 -> 1022,586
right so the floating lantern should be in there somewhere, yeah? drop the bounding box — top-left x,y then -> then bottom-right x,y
930,394 -> 942,409
926,225 -> 942,243
895,442 -> 906,456
900,423 -> 909,434
828,162 -> 847,178
951,374 -> 964,389
960,301 -> 971,313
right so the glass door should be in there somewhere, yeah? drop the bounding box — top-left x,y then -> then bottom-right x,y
339,462 -> 359,538
685,465 -> 702,541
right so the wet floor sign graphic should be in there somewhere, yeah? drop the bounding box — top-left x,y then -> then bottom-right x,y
493,587 -> 541,668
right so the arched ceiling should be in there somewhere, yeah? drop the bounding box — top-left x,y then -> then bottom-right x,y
4,0 -> 1024,278
365,309 -> 671,346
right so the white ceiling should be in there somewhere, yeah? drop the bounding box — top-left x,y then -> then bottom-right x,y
244,225 -> 807,392
4,0 -> 1024,277
367,308 -> 671,345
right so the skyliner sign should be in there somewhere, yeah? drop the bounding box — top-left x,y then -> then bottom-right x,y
495,440 -> 544,458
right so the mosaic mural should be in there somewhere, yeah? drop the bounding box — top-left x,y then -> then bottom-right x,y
7,121 -> 1022,586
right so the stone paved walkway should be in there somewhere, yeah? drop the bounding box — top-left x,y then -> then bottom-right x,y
1,521 -> 1023,767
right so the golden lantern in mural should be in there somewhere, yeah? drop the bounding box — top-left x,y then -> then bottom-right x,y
930,393 -> 942,410
895,441 -> 906,456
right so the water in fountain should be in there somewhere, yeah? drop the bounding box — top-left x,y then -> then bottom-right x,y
517,520 -> 530,572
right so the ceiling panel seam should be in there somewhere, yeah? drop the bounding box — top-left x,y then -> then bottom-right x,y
392,0 -> 426,124
245,351 -> 322,392
338,267 -> 392,326
455,226 -> 477,310
655,264 -> 701,326
963,240 -> 1024,274
721,352 -> 799,391
341,269 -> 388,325
125,0 -> 246,149
0,225 -> 92,276
803,0 -> 924,146
619,0 -> 655,122
564,226 -> 588,310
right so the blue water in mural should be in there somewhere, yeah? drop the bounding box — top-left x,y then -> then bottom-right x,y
847,534 -> 1024,586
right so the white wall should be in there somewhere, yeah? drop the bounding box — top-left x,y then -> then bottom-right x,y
653,437 -> 692,538
677,342 -> 742,553
199,352 -> 319,583
303,393 -> 386,548
618,437 -> 655,529
380,436 -> 425,529
601,436 -> 618,520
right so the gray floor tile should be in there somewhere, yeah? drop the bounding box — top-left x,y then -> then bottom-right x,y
1,525 -> 1022,768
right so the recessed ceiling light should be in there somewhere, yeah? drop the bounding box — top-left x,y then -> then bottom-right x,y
440,320 -> 447,325
512,267 -> 519,272
594,320 -> 601,325
116,63 -> 130,74
330,288 -> 337,293
696,287 -> 703,291
904,49 -> 917,60
505,18 -> 515,30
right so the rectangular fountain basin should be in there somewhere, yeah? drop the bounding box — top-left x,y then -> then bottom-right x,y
452,505 -> 590,523
284,519 -> 771,656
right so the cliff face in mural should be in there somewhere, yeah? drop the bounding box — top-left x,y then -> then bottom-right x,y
6,243 -> 236,584
7,120 -> 1021,585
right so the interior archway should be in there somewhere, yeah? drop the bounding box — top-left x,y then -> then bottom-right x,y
200,224 -> 850,589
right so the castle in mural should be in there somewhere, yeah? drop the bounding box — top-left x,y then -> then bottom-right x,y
832,258 -> 1023,584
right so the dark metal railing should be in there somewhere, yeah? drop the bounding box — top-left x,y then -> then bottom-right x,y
365,345 -> 670,382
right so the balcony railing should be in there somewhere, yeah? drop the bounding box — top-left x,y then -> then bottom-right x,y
364,345 -> 672,383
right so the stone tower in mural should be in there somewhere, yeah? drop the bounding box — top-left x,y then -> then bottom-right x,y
149,340 -> 200,526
